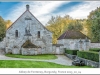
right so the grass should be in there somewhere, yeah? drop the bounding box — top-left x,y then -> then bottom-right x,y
0,60 -> 93,68
5,54 -> 57,60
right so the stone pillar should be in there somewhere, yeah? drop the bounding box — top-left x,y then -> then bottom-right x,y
84,38 -> 89,51
78,39 -> 83,51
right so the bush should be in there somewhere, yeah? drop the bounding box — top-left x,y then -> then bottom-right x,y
65,49 -> 78,55
77,51 -> 99,62
89,48 -> 100,52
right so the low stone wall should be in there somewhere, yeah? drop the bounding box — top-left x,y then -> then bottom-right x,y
12,48 -> 21,54
0,41 -> 5,49
5,47 -> 12,54
0,49 -> 5,55
65,53 -> 77,60
65,53 -> 99,68
90,43 -> 100,48
22,48 -> 38,55
77,57 -> 99,68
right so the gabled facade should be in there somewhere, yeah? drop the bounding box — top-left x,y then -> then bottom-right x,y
4,5 -> 53,55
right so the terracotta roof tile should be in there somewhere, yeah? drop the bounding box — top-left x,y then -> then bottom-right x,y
57,30 -> 88,40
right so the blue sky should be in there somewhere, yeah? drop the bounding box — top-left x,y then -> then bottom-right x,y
0,2 -> 20,17
0,1 -> 100,25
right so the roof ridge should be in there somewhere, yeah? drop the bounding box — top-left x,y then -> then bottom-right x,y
6,9 -> 52,33
6,10 -> 27,31
28,10 -> 52,33
57,30 -> 89,40
63,30 -> 67,39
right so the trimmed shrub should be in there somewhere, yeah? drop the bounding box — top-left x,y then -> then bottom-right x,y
77,51 -> 99,62
65,49 -> 78,55
89,48 -> 100,52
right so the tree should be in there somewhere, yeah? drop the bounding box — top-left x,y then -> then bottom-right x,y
46,15 -> 83,44
87,7 -> 100,42
46,16 -> 64,44
0,16 -> 6,41
80,19 -> 88,35
67,22 -> 74,30
5,20 -> 12,29
67,20 -> 83,31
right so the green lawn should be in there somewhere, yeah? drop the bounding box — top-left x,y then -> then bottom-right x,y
0,60 -> 92,68
5,54 -> 57,60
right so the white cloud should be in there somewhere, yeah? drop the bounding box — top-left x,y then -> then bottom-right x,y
5,1 -> 100,25
66,1 -> 100,19
5,1 -> 69,25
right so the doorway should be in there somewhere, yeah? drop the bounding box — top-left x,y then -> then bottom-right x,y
56,47 -> 60,54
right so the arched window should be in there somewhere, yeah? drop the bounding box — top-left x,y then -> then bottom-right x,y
38,31 -> 40,38
15,30 -> 18,37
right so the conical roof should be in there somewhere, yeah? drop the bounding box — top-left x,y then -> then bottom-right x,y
57,30 -> 88,40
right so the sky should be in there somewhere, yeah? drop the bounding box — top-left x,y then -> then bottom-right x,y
0,1 -> 100,25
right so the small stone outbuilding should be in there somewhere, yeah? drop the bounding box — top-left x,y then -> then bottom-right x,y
57,30 -> 90,51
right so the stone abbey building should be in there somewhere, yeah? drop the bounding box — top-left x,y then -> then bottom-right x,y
0,5 -> 90,55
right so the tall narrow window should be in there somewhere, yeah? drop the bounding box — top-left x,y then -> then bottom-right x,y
38,31 -> 40,38
15,30 -> 18,37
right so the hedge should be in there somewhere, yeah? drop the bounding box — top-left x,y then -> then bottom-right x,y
89,48 -> 100,52
65,49 -> 78,55
77,51 -> 99,62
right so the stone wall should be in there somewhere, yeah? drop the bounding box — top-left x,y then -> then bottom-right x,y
0,49 -> 5,55
22,48 -> 41,55
52,46 -> 56,54
77,57 -> 99,68
90,43 -> 100,48
65,53 -> 77,60
65,53 -> 99,68
21,47 -> 55,55
12,48 -> 21,54
0,41 -> 5,55
58,39 -> 90,51
58,39 -> 79,50
60,46 -> 64,54
52,45 -> 64,54
0,40 -> 5,49
5,47 -> 12,54
3,9 -> 53,54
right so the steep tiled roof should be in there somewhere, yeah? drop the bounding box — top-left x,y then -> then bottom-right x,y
57,30 -> 88,40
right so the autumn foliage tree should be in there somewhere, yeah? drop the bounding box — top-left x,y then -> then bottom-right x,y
46,15 -> 84,44
67,20 -> 83,31
5,20 -> 12,29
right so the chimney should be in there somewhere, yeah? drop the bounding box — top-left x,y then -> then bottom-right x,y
26,4 -> 29,10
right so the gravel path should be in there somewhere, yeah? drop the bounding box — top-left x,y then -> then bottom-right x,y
0,54 -> 73,66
